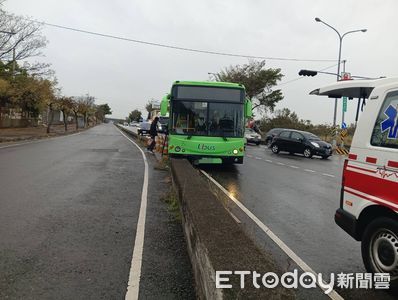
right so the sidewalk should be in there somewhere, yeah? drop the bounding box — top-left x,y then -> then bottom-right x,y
139,151 -> 195,299
0,124 -> 84,143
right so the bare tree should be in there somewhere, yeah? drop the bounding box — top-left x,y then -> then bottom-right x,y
216,60 -> 284,113
58,96 -> 74,131
71,98 -> 80,130
0,9 -> 47,62
43,80 -> 58,133
76,94 -> 95,128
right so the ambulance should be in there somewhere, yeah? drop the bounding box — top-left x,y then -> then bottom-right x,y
311,78 -> 398,280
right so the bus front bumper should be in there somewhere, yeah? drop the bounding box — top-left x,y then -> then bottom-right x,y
170,153 -> 243,164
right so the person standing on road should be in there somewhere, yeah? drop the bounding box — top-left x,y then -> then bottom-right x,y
147,117 -> 159,153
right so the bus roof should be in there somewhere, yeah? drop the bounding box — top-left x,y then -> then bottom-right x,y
172,80 -> 245,89
309,77 -> 398,99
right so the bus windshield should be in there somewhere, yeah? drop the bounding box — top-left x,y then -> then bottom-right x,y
171,101 -> 244,137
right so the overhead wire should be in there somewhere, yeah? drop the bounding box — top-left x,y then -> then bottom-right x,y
34,20 -> 336,63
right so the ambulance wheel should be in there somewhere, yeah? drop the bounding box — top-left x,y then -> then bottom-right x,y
361,217 -> 398,280
303,147 -> 313,158
271,144 -> 279,154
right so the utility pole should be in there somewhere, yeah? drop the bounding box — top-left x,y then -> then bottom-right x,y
341,60 -> 347,149
341,60 -> 346,126
315,17 -> 367,147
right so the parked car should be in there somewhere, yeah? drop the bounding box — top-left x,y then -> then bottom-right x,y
265,128 -> 285,147
244,128 -> 261,145
270,129 -> 332,159
137,122 -> 151,135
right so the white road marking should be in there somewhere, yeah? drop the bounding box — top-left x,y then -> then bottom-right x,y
276,162 -> 285,166
322,173 -> 335,178
255,156 -> 262,160
304,169 -> 316,173
228,211 -> 241,224
118,129 -> 149,300
289,165 -> 299,169
200,170 -> 343,300
265,159 -> 273,163
246,154 -> 253,158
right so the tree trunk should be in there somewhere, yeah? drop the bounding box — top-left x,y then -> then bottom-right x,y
46,104 -> 54,134
62,110 -> 68,131
74,111 -> 79,130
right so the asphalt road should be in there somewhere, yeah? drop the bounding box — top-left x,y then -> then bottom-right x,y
0,124 -> 194,299
202,144 -> 396,300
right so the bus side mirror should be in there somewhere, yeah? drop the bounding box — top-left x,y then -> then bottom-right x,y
160,94 -> 169,116
245,99 -> 252,118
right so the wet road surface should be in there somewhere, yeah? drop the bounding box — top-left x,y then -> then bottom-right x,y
0,124 -> 194,299
202,144 -> 396,300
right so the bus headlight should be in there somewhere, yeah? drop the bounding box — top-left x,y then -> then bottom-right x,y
233,149 -> 238,155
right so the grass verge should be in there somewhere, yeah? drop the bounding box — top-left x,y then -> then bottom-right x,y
160,181 -> 181,222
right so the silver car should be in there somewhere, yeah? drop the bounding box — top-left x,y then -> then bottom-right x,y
244,128 -> 261,145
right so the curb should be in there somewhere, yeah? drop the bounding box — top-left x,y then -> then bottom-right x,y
171,158 -> 295,299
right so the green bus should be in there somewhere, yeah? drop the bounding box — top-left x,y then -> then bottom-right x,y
160,81 -> 252,164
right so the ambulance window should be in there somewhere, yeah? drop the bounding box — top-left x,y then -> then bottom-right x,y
370,90 -> 398,149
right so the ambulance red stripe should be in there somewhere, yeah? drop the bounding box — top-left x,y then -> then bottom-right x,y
388,160 -> 398,169
344,169 -> 398,205
348,154 -> 357,160
344,188 -> 398,212
366,157 -> 377,164
347,165 -> 377,174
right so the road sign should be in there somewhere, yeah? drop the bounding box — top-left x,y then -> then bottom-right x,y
342,97 -> 347,113
340,129 -> 348,138
336,147 -> 349,155
341,122 -> 347,129
341,72 -> 352,81
330,126 -> 338,136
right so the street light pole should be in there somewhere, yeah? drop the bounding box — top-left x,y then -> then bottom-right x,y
341,59 -> 346,125
315,17 -> 366,146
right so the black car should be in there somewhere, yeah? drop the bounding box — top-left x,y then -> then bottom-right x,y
265,128 -> 285,147
270,129 -> 332,159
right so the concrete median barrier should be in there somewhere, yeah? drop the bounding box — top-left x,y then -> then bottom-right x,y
171,159 -> 294,299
